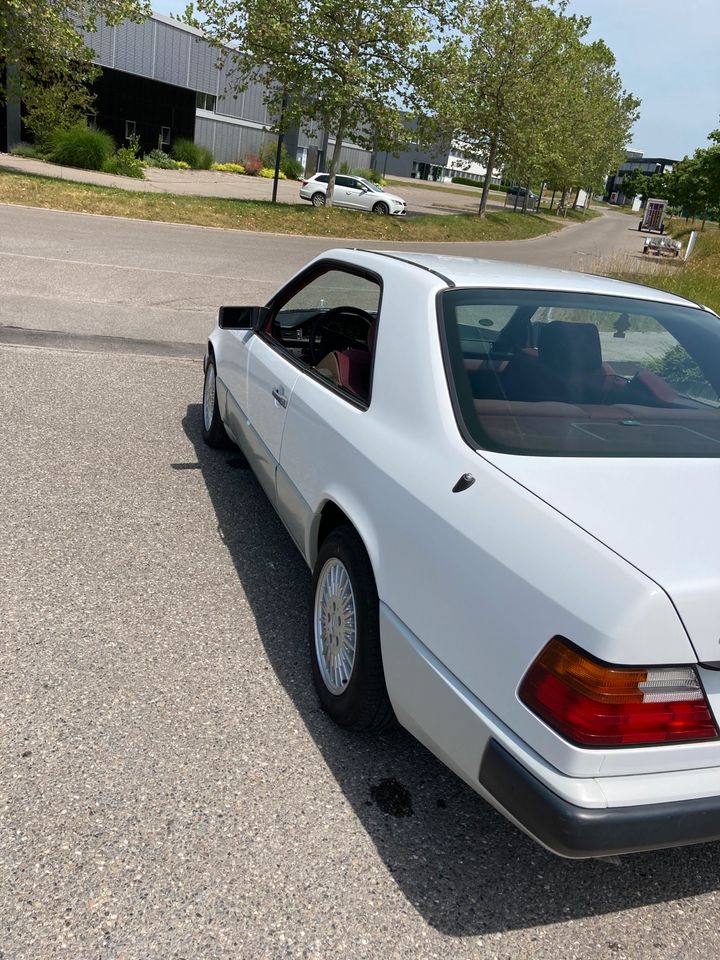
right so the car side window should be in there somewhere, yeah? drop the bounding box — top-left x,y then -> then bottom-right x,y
336,176 -> 355,189
264,266 -> 382,404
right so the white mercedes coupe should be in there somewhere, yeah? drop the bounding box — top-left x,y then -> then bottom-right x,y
202,249 -> 720,858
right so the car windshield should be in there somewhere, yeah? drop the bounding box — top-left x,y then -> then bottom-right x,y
357,178 -> 383,193
440,288 -> 720,457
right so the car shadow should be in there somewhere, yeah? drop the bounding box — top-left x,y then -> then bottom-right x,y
183,403 -> 720,937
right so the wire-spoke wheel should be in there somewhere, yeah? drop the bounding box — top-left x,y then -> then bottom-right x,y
311,192 -> 326,207
309,525 -> 394,731
314,559 -> 357,694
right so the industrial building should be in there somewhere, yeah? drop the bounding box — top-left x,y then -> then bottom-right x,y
2,12 -> 373,171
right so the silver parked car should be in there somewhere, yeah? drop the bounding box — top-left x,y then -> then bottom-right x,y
299,173 -> 407,215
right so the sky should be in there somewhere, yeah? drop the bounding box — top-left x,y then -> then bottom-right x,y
150,0 -> 719,162
566,0 -> 719,159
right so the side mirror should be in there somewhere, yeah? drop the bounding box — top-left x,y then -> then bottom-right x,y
218,305 -> 271,330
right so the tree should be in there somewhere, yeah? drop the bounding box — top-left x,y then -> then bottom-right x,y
621,168 -> 648,205
665,128 -> 720,228
417,0 -> 638,217
185,0 -> 438,205
417,0 -> 589,217
518,36 -> 637,209
1,0 -> 149,138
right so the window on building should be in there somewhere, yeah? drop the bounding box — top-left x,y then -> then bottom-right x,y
160,127 -> 171,149
196,92 -> 216,111
125,120 -> 136,140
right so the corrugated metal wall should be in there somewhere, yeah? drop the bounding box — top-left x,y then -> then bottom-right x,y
77,15 -> 374,167
195,117 -> 274,163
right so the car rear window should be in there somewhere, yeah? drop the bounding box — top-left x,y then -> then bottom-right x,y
439,288 -> 720,457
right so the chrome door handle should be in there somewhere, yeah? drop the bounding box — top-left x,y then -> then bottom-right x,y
272,387 -> 288,408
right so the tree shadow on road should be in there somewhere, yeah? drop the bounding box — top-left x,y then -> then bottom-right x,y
183,403 -> 720,938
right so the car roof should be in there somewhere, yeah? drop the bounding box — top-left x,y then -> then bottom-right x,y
348,250 -> 706,310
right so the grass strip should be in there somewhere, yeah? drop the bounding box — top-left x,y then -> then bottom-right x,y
605,225 -> 720,314
0,168 -> 565,243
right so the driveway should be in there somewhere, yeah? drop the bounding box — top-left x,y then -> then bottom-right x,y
0,153 -> 512,216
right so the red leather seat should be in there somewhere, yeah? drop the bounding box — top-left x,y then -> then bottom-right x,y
316,321 -> 376,401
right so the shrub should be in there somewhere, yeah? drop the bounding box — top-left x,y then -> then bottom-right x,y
144,148 -> 180,169
644,344 -> 706,389
259,140 -> 279,168
242,154 -> 263,176
175,161 -> 191,170
351,166 -> 382,185
258,141 -> 304,180
259,167 -> 287,179
211,162 -> 246,174
339,161 -> 351,174
103,153 -> 145,178
281,155 -> 304,180
10,143 -> 45,160
170,138 -> 213,169
23,79 -> 95,153
49,124 -> 115,170
103,137 -> 145,179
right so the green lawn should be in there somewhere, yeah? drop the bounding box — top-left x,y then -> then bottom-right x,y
0,169 -> 568,243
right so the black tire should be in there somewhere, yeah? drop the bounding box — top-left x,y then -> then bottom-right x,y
202,355 -> 231,448
311,192 -> 326,208
372,201 -> 389,215
309,525 -> 394,731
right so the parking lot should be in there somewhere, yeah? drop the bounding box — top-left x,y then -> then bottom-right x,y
2,203 -> 718,960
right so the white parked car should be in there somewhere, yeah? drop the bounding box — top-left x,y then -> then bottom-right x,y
202,249 -> 720,858
299,173 -> 407,215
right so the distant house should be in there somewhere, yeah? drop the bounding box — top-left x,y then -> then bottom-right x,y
377,135 -> 502,184
605,150 -> 677,204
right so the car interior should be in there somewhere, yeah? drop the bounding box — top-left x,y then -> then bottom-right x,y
446,299 -> 720,455
266,304 -> 378,403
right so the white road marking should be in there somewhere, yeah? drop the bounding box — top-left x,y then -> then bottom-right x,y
0,249 -> 269,284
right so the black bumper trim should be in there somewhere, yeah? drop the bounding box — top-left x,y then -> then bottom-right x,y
479,739 -> 720,858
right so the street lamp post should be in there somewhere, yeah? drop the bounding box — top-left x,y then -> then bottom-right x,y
271,91 -> 289,204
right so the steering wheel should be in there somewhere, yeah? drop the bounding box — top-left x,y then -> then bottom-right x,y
308,306 -> 374,365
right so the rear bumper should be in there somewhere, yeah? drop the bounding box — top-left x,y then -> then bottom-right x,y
380,603 -> 720,859
480,739 -> 720,858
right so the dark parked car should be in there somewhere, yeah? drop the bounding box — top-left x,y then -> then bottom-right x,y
506,185 -> 540,202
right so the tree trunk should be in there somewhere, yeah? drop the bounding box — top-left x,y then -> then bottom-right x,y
572,187 -> 581,209
325,111 -> 348,208
478,137 -> 498,219
550,188 -> 556,211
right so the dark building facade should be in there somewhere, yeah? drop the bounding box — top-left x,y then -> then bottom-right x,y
605,150 -> 677,204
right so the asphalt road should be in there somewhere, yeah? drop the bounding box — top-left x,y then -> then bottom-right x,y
2,203 -> 709,960
0,203 -> 645,348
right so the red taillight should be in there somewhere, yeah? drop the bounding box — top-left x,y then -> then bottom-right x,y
519,637 -> 717,747
301,179 -> 309,186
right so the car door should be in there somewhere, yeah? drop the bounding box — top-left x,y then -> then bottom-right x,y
335,175 -> 364,210
271,264 -> 383,553
244,335 -> 299,506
